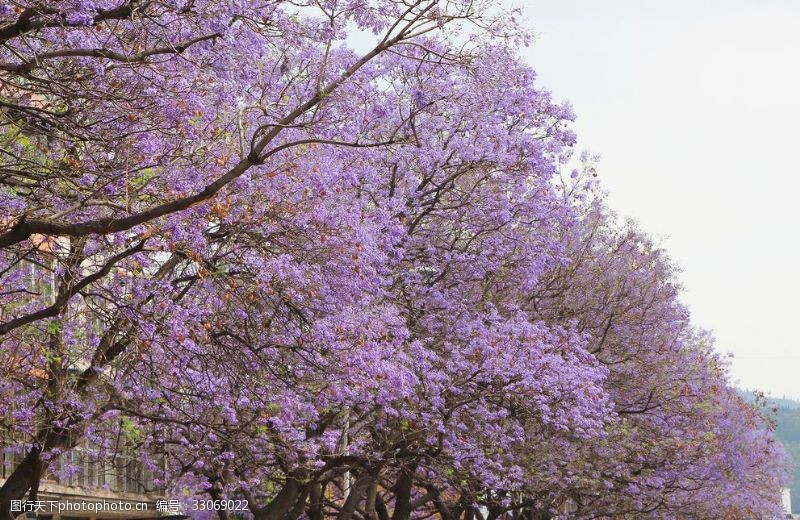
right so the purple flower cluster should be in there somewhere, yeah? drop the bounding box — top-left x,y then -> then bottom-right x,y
0,1 -> 788,519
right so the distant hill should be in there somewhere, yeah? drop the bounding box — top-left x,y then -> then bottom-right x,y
745,392 -> 800,513
777,407 -> 800,514
738,390 -> 800,512
740,389 -> 800,410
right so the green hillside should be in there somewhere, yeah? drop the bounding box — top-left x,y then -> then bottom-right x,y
774,402 -> 800,512
740,390 -> 800,512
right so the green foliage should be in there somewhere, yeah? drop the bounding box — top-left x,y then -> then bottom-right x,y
120,416 -> 144,445
740,390 -> 800,511
774,404 -> 800,512
776,406 -> 800,443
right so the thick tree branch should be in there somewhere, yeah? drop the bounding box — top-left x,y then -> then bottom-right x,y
0,33 -> 221,72
0,239 -> 146,335
0,26 -> 413,251
0,2 -> 138,44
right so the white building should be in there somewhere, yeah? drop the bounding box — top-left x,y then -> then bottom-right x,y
783,487 -> 799,519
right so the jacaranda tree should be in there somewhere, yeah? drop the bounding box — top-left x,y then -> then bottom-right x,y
0,1 -> 788,519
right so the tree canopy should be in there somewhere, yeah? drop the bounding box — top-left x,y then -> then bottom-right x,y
0,1 -> 789,519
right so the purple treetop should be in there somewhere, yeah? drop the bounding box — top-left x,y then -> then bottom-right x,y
0,1 -> 788,520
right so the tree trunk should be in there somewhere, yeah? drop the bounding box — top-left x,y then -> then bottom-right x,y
308,481 -> 325,520
364,480 -> 378,520
208,485 -> 230,520
253,469 -> 306,520
432,494 -> 457,520
375,493 -> 391,520
287,487 -> 309,520
336,473 -> 371,520
392,465 -> 415,520
0,445 -> 44,520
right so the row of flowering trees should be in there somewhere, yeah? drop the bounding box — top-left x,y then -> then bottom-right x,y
0,1 -> 788,519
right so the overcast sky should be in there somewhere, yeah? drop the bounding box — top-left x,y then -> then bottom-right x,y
520,0 -> 800,398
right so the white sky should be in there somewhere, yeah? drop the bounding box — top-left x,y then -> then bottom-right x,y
520,0 -> 800,398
